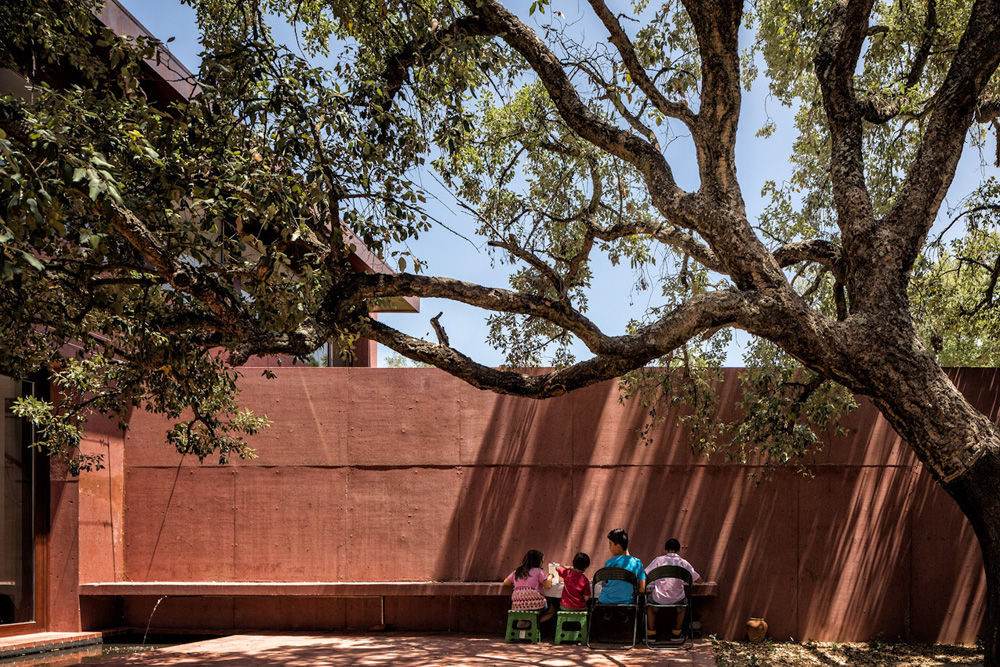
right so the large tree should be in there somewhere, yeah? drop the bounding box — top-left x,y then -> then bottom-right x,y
4,0 -> 1000,656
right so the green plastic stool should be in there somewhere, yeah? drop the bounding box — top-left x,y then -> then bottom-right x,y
554,610 -> 589,645
505,610 -> 541,643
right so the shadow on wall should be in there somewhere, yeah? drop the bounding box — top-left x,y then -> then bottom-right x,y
433,369 -> 985,642
116,367 -> 987,642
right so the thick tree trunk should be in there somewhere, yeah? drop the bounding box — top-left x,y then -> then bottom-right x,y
844,339 -> 1000,662
947,451 -> 1000,666
843,333 -> 997,484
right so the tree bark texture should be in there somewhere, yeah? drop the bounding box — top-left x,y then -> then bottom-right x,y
948,451 -> 1000,663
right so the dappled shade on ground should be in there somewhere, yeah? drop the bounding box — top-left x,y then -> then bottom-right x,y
83,632 -> 717,666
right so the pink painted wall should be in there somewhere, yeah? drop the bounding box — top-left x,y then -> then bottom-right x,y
99,367 -> 992,641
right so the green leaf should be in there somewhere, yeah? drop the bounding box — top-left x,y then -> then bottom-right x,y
105,183 -> 123,205
21,251 -> 44,271
88,178 -> 105,200
90,154 -> 114,170
26,198 -> 42,223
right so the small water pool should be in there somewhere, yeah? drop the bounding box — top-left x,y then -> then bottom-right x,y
0,632 -> 221,666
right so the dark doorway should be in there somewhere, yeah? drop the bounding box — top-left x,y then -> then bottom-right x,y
0,376 -> 44,633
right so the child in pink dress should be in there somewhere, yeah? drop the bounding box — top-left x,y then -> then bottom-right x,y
503,549 -> 555,623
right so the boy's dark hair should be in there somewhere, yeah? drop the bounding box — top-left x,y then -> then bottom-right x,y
607,528 -> 629,550
665,538 -> 681,552
572,552 -> 591,571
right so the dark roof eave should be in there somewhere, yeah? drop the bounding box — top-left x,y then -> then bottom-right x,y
344,227 -> 419,313
98,0 -> 198,101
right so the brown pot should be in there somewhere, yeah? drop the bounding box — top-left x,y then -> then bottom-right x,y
745,617 -> 768,643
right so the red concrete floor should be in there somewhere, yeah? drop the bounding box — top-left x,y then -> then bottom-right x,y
83,633 -> 717,666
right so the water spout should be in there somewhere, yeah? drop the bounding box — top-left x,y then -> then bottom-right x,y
142,596 -> 167,645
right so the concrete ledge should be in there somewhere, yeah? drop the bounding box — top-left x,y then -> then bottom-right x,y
80,581 -> 717,597
0,631 -> 103,659
81,582 -> 506,597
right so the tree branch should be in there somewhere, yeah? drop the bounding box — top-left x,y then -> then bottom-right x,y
592,214 -> 724,273
773,239 -> 846,280
487,238 -> 565,295
354,271 -> 613,354
465,0 -> 786,292
678,0 -> 789,290
360,288 -> 749,397
380,15 -> 498,103
959,256 -> 1000,316
857,94 -> 904,124
975,98 -> 1000,122
880,0 -> 1000,289
459,0 -> 688,216
681,0 -> 744,192
109,203 -> 251,331
529,154 -> 602,296
429,311 -> 450,346
814,0 -> 878,236
107,203 -> 332,363
834,281 -> 849,320
585,0 -> 697,131
858,0 -> 937,124
905,0 -> 938,89
565,57 -> 660,148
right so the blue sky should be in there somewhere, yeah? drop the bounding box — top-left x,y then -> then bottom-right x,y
120,0 -> 992,368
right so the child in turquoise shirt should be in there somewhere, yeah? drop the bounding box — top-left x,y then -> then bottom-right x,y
597,528 -> 645,603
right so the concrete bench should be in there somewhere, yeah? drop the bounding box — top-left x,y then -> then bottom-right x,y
79,581 -> 717,597
78,581 -> 718,635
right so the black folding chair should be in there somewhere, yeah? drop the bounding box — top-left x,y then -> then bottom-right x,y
587,566 -> 640,649
643,565 -> 693,649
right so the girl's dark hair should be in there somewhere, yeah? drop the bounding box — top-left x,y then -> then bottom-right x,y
515,549 -> 544,580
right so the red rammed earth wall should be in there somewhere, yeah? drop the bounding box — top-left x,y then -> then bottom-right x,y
44,397 -> 127,632
63,367 -> 994,641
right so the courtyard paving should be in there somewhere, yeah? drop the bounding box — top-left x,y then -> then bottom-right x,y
85,632 -> 717,666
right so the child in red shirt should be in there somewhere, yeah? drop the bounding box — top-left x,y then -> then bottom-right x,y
556,552 -> 592,610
